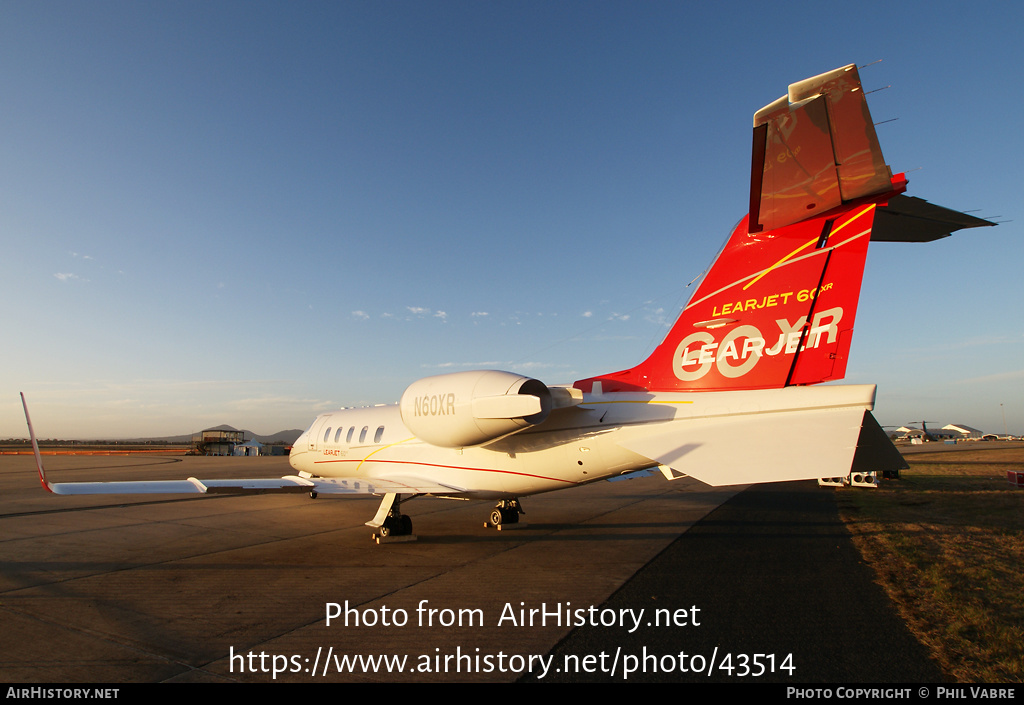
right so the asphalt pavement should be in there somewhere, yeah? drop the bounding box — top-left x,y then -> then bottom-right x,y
531,481 -> 946,682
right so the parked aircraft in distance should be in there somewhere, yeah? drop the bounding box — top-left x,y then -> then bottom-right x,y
23,64 -> 994,540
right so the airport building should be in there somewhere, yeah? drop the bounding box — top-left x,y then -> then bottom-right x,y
895,426 -> 957,442
191,428 -> 244,456
942,424 -> 985,440
895,423 -> 989,442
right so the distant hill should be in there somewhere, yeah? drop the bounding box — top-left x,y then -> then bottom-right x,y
254,429 -> 305,445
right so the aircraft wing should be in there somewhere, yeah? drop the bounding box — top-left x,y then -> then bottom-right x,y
37,476 -> 311,495
21,394 -> 462,498
39,475 -> 463,496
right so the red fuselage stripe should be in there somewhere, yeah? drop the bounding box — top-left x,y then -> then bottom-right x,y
312,457 -> 577,484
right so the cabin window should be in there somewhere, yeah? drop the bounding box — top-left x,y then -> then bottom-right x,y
374,426 -> 384,443
323,427 -> 332,443
359,426 -> 368,443
346,427 -> 355,443
334,427 -> 343,443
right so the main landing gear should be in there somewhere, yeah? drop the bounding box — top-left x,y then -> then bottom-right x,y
486,498 -> 524,530
369,492 -> 417,543
379,513 -> 413,538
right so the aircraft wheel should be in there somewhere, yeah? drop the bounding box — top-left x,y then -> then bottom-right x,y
504,508 -> 519,524
379,523 -> 391,538
490,508 -> 504,526
400,514 -> 413,535
309,491 -> 318,499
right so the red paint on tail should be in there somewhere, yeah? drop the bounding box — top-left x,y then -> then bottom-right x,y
577,64 -> 919,394
576,182 -> 904,394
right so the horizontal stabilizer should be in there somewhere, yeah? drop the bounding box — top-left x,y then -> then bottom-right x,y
873,194 -> 996,242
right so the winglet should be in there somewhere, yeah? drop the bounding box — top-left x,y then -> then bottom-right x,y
20,393 -> 54,493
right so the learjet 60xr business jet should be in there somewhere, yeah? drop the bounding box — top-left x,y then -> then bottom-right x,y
22,64 -> 994,540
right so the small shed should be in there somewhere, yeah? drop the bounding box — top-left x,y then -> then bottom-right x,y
233,438 -> 264,457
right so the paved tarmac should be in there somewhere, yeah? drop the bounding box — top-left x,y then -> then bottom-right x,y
533,481 -> 945,682
0,454 -> 737,683
0,454 -> 943,683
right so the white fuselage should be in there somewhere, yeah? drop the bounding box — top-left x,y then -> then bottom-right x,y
287,398 -> 651,500
288,384 -> 877,499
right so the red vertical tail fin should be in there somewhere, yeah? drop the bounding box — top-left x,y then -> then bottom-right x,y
577,65 -> 993,394
580,195 -> 895,393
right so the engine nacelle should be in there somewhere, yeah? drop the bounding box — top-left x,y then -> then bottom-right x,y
400,370 -> 552,448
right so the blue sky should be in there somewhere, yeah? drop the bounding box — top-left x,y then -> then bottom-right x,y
3,1 -> 1022,438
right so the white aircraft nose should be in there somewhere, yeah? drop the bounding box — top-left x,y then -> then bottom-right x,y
289,433 -> 308,471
